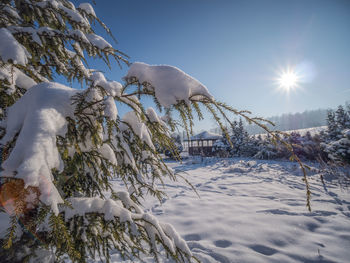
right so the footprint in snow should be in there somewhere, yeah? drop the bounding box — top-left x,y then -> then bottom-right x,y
249,244 -> 278,256
184,233 -> 201,241
214,239 -> 232,248
305,222 -> 320,232
188,242 -> 232,263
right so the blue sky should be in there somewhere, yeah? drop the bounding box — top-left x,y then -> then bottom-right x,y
75,0 -> 350,131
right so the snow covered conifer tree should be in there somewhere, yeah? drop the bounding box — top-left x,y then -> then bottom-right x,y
335,105 -> 350,130
229,118 -> 251,156
323,129 -> 350,165
326,110 -> 340,141
253,134 -> 279,160
212,130 -> 231,157
0,0 -> 264,262
322,105 -> 350,165
346,103 -> 350,128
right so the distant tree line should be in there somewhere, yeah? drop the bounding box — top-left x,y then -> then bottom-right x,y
245,108 -> 329,134
212,103 -> 350,166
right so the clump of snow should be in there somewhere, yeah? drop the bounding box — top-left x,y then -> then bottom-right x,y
64,197 -> 132,223
69,29 -> 89,44
36,26 -> 60,36
125,62 -> 213,108
8,26 -> 43,46
86,33 -> 112,49
103,96 -> 118,121
160,222 -> 192,256
115,191 -> 143,213
98,143 -> 117,166
35,0 -> 59,9
0,66 -> 37,94
34,1 -> 90,27
86,86 -> 103,102
146,107 -> 166,126
59,4 -> 90,27
3,6 -> 20,20
63,194 -> 191,257
0,82 -> 78,215
90,72 -> 122,97
0,28 -> 30,65
78,3 -> 96,17
122,111 -> 155,150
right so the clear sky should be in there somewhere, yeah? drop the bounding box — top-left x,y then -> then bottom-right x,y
75,0 -> 350,131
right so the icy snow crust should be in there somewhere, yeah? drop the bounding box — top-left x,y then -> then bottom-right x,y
108,158 -> 350,263
126,62 -> 213,108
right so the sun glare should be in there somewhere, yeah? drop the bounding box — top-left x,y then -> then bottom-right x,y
277,69 -> 299,91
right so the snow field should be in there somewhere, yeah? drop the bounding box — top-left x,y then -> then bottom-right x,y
110,158 -> 350,263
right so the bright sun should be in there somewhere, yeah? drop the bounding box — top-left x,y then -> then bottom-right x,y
277,70 -> 299,91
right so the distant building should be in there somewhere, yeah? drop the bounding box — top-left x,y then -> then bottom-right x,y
183,131 -> 222,156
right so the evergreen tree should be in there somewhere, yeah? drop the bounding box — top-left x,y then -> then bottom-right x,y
253,134 -> 279,160
335,105 -> 348,130
212,130 -> 231,157
0,1 -> 255,262
322,129 -> 350,165
346,103 -> 350,128
322,104 -> 350,165
240,135 -> 259,157
229,118 -> 249,156
326,110 -> 339,141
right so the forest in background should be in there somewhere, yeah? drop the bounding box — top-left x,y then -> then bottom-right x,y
209,107 -> 345,135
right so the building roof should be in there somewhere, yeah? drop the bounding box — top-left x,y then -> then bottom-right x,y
189,131 -> 222,140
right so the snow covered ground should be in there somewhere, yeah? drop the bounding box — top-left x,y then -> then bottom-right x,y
109,157 -> 350,263
1,157 -> 349,263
